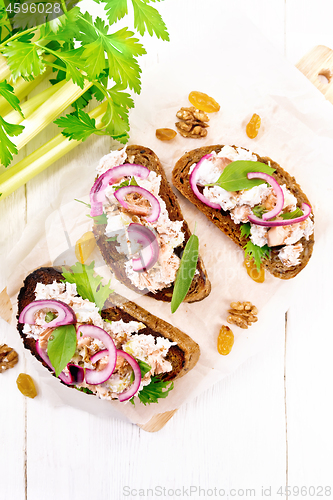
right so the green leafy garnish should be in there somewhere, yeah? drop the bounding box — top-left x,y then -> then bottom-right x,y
113,176 -> 138,189
87,213 -> 108,225
251,205 -> 268,218
244,241 -> 270,272
0,80 -> 24,118
76,387 -> 94,395
171,234 -> 199,313
130,358 -> 151,384
240,222 -> 251,238
280,208 -> 304,220
45,311 -> 57,323
136,376 -> 174,405
47,325 -> 77,377
212,161 -> 275,192
131,0 -> 170,40
0,117 -> 24,167
54,109 -> 99,141
61,261 -> 113,311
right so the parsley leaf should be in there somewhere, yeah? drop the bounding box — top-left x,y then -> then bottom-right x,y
54,109 -> 99,141
61,261 -> 113,311
136,376 -> 174,405
0,117 -> 24,167
47,325 -> 77,377
171,234 -> 199,313
0,80 -> 24,117
280,208 -> 303,220
213,161 -> 275,192
244,241 -> 270,272
131,0 -> 169,40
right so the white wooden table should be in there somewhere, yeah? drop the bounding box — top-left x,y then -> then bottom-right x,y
1,1 -> 333,499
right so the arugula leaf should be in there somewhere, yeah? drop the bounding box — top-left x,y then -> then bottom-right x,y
0,117 -> 24,167
213,161 -> 275,192
47,325 -> 77,377
240,222 -> 251,238
0,80 -> 24,117
136,376 -> 174,405
54,109 -> 98,141
3,39 -> 45,80
137,359 -> 151,377
113,176 -> 138,189
171,234 -> 199,313
61,261 -> 113,311
131,0 -> 169,40
244,241 -> 270,272
251,205 -> 268,218
280,207 -> 303,220
87,213 -> 108,225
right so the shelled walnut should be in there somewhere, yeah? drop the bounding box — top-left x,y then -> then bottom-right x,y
175,106 -> 209,138
227,301 -> 258,329
0,344 -> 18,373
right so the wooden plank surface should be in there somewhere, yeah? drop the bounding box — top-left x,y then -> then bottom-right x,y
1,1 -> 333,499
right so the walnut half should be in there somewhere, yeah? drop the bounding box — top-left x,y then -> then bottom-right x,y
227,301 -> 258,329
0,344 -> 19,373
175,106 -> 209,138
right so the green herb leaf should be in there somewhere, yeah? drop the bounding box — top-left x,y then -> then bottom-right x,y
103,0 -> 128,25
0,116 -> 24,167
0,80 -> 24,117
3,39 -> 45,80
280,208 -> 304,220
45,311 -> 57,323
113,176 -> 138,189
251,205 -> 268,218
136,376 -> 174,405
130,358 -> 151,384
76,386 -> 94,394
244,241 -> 270,272
87,213 -> 108,225
132,0 -> 169,40
171,234 -> 199,313
240,222 -> 251,238
213,161 -> 275,192
55,109 -> 98,141
47,325 -> 77,377
61,261 -> 113,311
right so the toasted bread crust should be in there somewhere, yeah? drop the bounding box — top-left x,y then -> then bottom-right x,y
93,145 -> 211,301
172,145 -> 314,279
17,268 -> 200,387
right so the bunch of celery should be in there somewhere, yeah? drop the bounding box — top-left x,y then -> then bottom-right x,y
0,0 -> 169,199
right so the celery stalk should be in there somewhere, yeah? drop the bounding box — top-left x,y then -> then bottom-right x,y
3,80 -> 67,125
0,102 -> 107,200
12,79 -> 93,152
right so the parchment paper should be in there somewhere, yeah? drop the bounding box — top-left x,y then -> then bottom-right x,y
2,10 -> 333,425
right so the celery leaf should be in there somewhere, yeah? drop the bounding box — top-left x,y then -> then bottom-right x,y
54,109 -> 98,141
0,117 -> 24,167
131,0 -> 169,40
0,80 -> 24,117
104,0 -> 128,25
3,40 -> 45,80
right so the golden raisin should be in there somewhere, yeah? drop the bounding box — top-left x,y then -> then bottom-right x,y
217,325 -> 234,355
75,231 -> 96,264
156,128 -> 177,141
188,91 -> 220,113
16,373 -> 37,399
244,257 -> 265,283
246,113 -> 261,139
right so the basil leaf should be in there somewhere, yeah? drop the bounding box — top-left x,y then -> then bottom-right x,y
47,325 -> 77,377
280,208 -> 303,220
171,234 -> 199,313
214,161 -> 275,192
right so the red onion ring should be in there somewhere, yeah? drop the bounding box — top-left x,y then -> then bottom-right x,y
116,350 -> 142,402
114,186 -> 161,222
189,154 -> 221,209
76,325 -> 117,385
18,299 -> 76,328
127,223 -> 159,272
248,202 -> 311,227
35,340 -> 84,385
247,172 -> 284,220
90,164 -> 150,217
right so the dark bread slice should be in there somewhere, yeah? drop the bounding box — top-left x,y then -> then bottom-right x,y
172,145 -> 314,279
17,267 -> 200,387
93,145 -> 211,301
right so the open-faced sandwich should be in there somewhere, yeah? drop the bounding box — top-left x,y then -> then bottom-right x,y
90,145 -> 211,301
17,263 -> 200,404
172,145 -> 314,279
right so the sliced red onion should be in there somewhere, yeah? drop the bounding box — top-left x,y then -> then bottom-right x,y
189,153 -> 221,209
116,350 -> 142,402
247,172 -> 284,220
90,349 -> 108,364
127,223 -> 159,272
90,164 -> 150,217
248,202 -> 311,227
35,341 -> 83,385
18,299 -> 76,328
76,324 -> 117,385
114,186 -> 161,222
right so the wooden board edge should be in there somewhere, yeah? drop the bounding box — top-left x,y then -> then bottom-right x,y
137,409 -> 178,432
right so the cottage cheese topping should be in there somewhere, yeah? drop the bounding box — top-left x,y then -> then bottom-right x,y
96,147 -> 127,176
278,243 -> 303,267
97,151 -> 185,293
23,281 -> 176,401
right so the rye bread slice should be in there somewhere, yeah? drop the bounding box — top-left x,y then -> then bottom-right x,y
172,145 -> 314,279
17,268 -> 200,387
93,145 -> 211,302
